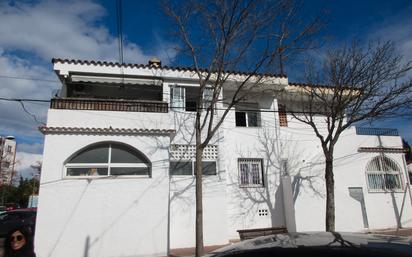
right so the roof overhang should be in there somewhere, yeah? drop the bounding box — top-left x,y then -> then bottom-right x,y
39,126 -> 175,136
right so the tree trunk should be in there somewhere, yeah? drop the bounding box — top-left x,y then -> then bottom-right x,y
195,124 -> 204,257
324,154 -> 335,232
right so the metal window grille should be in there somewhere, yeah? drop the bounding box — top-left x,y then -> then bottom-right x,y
238,159 -> 263,186
366,156 -> 402,191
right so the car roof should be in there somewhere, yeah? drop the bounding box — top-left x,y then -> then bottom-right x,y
6,208 -> 37,213
206,232 -> 412,256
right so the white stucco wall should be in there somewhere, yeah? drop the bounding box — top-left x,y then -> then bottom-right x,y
221,94 -> 286,240
37,60 -> 412,257
278,114 -> 412,232
36,134 -> 171,257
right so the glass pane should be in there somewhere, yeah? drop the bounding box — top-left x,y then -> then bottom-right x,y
170,161 -> 192,176
251,163 -> 261,184
240,163 -> 249,185
110,167 -> 149,176
248,112 -> 259,127
367,173 -> 384,190
235,112 -> 246,126
69,145 -> 109,163
384,174 -> 400,189
171,86 -> 185,109
202,161 -> 217,175
111,144 -> 146,163
185,101 -> 197,112
193,161 -> 217,175
67,167 -> 108,176
203,88 -> 213,109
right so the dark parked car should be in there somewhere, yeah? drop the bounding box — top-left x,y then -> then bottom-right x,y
204,232 -> 412,257
0,208 -> 37,238
5,203 -> 20,211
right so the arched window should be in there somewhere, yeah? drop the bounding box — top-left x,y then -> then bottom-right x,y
366,155 -> 402,191
65,142 -> 151,177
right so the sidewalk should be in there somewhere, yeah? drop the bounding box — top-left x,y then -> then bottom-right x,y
169,244 -> 228,257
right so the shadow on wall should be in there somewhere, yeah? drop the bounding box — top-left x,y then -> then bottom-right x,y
227,128 -> 325,230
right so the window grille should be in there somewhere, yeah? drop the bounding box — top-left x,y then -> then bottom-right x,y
170,144 -> 218,160
366,155 -> 402,191
238,158 -> 263,186
278,104 -> 288,127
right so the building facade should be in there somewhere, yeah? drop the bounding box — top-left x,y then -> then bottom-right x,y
35,59 -> 412,257
0,136 -> 17,186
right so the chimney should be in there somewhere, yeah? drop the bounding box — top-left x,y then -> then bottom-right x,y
148,57 -> 161,68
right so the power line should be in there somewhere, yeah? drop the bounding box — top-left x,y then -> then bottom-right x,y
0,97 -> 50,103
17,101 -> 45,125
0,74 -> 59,83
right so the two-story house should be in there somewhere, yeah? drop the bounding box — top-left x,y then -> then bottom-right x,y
35,58 -> 412,257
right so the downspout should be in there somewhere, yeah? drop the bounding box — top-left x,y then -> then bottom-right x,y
274,97 -> 297,232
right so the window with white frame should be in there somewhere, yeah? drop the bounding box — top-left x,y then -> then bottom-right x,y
170,86 -> 185,110
170,160 -> 217,176
366,155 -> 402,191
238,158 -> 263,186
65,143 -> 151,177
202,87 -> 214,109
170,85 -> 214,112
235,103 -> 261,127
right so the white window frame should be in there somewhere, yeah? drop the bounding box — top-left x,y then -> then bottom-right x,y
235,103 -> 261,127
365,155 -> 403,192
170,85 -> 185,110
169,160 -> 217,176
202,87 -> 214,109
64,143 -> 151,178
238,158 -> 264,187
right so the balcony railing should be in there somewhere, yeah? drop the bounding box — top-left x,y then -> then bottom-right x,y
356,127 -> 398,136
50,98 -> 168,113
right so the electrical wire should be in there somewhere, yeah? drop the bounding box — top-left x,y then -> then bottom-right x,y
17,100 -> 45,125
0,74 -> 59,83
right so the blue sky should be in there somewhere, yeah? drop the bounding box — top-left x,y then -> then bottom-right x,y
0,0 -> 411,177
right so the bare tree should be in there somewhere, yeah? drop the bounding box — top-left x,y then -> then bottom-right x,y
272,0 -> 324,74
287,41 -> 412,231
164,0 -> 321,255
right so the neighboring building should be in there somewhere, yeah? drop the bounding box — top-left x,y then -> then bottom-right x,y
0,136 -> 17,186
35,58 -> 412,257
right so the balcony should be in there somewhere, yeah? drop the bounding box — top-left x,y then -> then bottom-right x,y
356,127 -> 399,136
50,98 -> 168,113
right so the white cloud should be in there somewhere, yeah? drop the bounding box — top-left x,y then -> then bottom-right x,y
0,0 -> 177,63
15,152 -> 42,179
0,0 -> 178,154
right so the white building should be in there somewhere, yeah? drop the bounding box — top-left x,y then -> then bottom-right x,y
0,135 -> 17,186
35,58 -> 412,257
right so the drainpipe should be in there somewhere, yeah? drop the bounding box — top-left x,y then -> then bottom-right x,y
280,161 -> 296,232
